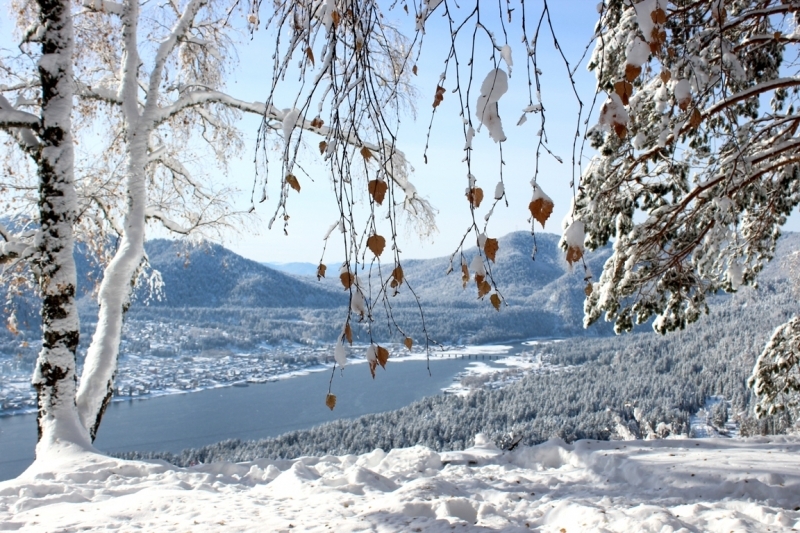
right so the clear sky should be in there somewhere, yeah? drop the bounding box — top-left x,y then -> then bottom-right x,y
217,1 -> 607,264
2,1 -> 797,265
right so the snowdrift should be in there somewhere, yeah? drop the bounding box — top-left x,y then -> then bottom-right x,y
1,436 -> 799,531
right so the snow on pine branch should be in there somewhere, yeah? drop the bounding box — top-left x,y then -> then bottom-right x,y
577,0 -> 800,338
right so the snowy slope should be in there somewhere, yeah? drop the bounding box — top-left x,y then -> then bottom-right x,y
1,436 -> 798,532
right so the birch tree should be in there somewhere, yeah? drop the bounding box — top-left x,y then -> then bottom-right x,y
0,0 -> 92,448
3,0 -> 436,441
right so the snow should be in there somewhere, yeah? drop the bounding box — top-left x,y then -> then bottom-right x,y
562,220 -> 585,249
633,0 -> 658,42
625,37 -> 650,68
2,435 -> 799,531
476,68 -> 509,143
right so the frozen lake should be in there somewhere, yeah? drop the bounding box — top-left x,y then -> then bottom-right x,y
0,355 -> 488,480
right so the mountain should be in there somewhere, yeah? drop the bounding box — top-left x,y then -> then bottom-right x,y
262,262 -> 319,277
136,240 -> 344,309
5,231 -> 798,348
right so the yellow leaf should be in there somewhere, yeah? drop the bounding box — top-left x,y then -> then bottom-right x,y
376,346 -> 389,369
490,293 -> 501,311
360,146 -> 373,160
317,263 -> 327,280
319,141 -> 328,154
467,187 -> 484,208
529,198 -> 554,228
484,238 -> 499,263
367,234 -> 386,257
325,393 -> 336,411
286,174 -> 301,192
340,271 -> 354,289
566,245 -> 584,266
344,322 -> 353,344
368,179 -> 388,205
305,46 -> 315,67
404,337 -> 413,350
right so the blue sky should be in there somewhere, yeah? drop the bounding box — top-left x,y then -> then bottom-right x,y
225,1 -> 605,264
2,1 -> 797,264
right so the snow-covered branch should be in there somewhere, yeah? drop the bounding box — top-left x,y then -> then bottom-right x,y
82,0 -> 125,15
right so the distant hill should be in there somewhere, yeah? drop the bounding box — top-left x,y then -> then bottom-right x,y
263,262 -> 319,277
4,231 -> 797,347
137,240 -> 344,309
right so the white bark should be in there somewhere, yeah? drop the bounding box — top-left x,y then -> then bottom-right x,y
31,0 -> 92,451
76,0 -> 208,438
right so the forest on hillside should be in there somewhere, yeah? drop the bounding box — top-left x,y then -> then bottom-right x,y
122,266 -> 797,467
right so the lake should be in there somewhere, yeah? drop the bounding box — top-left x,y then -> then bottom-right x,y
0,355 -> 485,481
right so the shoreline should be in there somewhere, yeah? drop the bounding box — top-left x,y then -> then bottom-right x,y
1,342 -> 544,418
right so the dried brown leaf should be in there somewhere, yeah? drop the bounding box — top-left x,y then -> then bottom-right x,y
625,64 -> 642,82
369,359 -> 377,379
478,279 -> 492,299
344,322 -> 353,344
689,108 -> 702,129
529,198 -> 554,228
310,116 -> 324,129
484,238 -> 499,263
391,266 -> 404,287
376,346 -> 389,369
614,80 -> 633,106
360,146 -> 372,160
286,174 -> 301,192
367,234 -> 386,257
412,65 -> 418,76
305,46 -> 315,67
433,85 -> 445,108
490,293 -> 501,311
584,283 -> 593,297
331,10 -> 340,26
660,70 -> 671,83
319,140 -> 328,154
566,245 -> 584,266
317,263 -> 327,280
467,187 -> 484,208
613,122 -> 628,139
461,263 -> 469,289
404,337 -> 413,350
368,179 -> 388,205
340,271 -> 354,289
325,393 -> 336,411
651,7 -> 667,24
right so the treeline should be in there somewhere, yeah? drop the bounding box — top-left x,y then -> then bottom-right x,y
119,276 -> 797,467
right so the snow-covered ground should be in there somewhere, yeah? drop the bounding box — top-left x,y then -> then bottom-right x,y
1,436 -> 798,532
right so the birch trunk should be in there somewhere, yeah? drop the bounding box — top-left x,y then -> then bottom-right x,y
76,0 -> 207,439
32,0 -> 91,450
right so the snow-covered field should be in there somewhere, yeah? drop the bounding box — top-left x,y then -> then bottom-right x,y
1,436 -> 798,532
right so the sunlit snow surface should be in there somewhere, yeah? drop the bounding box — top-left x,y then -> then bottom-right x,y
1,436 -> 798,532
